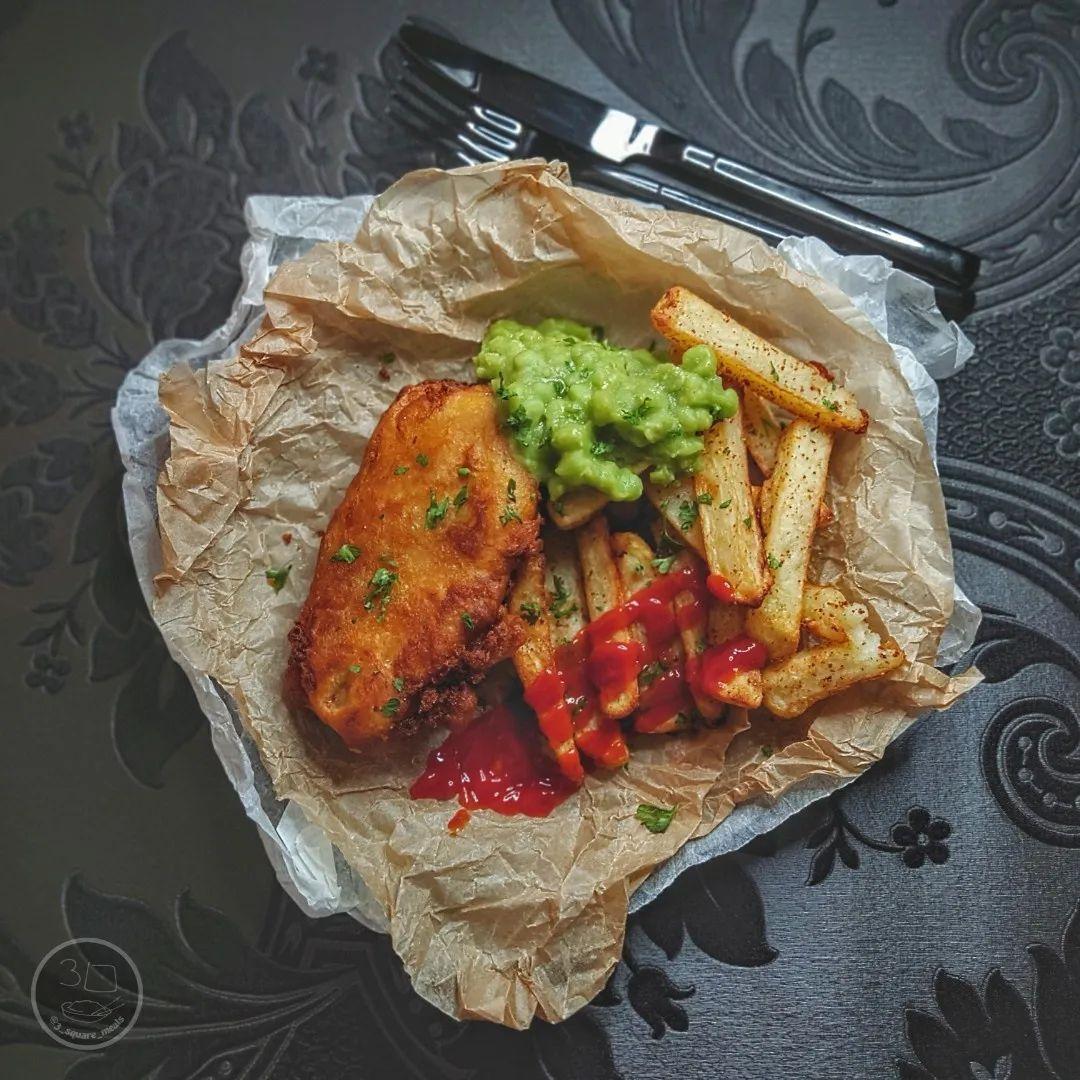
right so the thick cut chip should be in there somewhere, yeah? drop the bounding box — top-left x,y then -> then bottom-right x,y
547,463 -> 648,530
576,515 -> 640,719
543,526 -> 587,644
547,487 -> 608,530
742,391 -> 784,475
801,583 -> 861,642
511,552 -> 583,782
762,621 -> 904,719
651,286 -> 868,433
289,381 -> 539,748
645,477 -> 706,559
695,411 -> 768,605
705,604 -> 764,709
746,420 -> 833,660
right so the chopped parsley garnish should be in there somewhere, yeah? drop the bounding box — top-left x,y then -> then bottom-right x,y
652,555 -> 677,574
591,440 -> 613,457
499,505 -> 522,526
393,465 -> 409,475
822,397 -> 840,412
461,612 -> 475,630
265,565 -> 291,592
766,553 -> 784,571
742,514 -> 753,528
392,676 -> 405,692
415,453 -> 429,467
696,492 -> 713,506
519,600 -> 542,625
676,500 -> 699,530
505,405 -> 529,431
364,567 -> 398,619
760,744 -> 774,758
494,372 -> 510,400
636,803 -> 676,834
425,491 -> 450,529
330,543 -> 361,563
717,497 -> 732,509
621,398 -> 651,424
769,361 -> 780,382
379,698 -> 400,717
457,466 -> 471,477
453,485 -> 469,509
507,477 -> 517,502
552,377 -> 567,397
550,575 -> 578,620
379,352 -> 395,365
639,660 -> 669,688
348,663 -> 362,674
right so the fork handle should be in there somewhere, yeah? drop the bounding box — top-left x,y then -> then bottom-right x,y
644,130 -> 980,290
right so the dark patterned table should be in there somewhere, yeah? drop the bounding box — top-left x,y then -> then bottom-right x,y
2,3 -> 1078,1078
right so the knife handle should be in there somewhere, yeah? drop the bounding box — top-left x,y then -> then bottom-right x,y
646,130 -> 980,291
568,157 -> 973,321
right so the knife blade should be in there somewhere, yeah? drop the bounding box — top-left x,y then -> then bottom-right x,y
398,21 -> 980,293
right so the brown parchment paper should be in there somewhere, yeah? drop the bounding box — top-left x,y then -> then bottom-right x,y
152,159 -> 978,1027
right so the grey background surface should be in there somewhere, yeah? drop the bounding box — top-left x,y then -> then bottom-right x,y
1,2 -> 1078,1078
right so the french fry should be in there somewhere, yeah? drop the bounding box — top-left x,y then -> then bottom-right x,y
544,525 -> 628,767
611,532 -> 687,735
542,526 -> 587,645
576,515 -> 639,719
802,584 -> 862,642
548,487 -> 608,530
762,622 -> 904,719
645,477 -> 706,558
742,392 -> 783,476
758,475 -> 833,533
511,553 -> 583,782
746,420 -> 833,660
548,463 -> 649,529
612,537 -> 724,724
671,571 -> 725,723
651,286 -> 868,433
695,410 -> 768,605
705,604 -> 763,709
611,530 -> 658,595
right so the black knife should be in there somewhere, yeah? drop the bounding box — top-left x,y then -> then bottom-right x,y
398,22 -> 980,293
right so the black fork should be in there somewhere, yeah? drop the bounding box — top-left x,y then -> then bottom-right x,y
390,65 -> 527,165
388,60 -> 974,319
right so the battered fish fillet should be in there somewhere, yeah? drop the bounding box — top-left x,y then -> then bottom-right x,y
288,380 -> 540,749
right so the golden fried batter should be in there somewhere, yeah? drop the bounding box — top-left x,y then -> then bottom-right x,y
288,380 -> 539,748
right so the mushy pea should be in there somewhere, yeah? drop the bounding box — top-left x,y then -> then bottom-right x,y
474,318 -> 738,501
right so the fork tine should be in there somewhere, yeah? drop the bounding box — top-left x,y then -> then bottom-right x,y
400,57 -> 476,111
387,93 -> 483,167
455,132 -> 510,163
390,81 -> 456,133
398,63 -> 470,120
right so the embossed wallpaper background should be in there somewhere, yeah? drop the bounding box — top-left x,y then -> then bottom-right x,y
0,2 -> 1077,1078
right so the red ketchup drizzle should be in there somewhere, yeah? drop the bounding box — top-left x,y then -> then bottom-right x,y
414,561 -> 772,821
410,706 -> 577,821
698,634 -> 769,696
706,573 -> 739,604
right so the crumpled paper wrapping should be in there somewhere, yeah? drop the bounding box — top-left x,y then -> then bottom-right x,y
114,160 -> 981,1027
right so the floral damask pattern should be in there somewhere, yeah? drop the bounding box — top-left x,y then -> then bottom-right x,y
898,900 -> 1080,1079
2,32 -> 432,788
804,797 -> 954,884
1,10 -> 1078,1079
